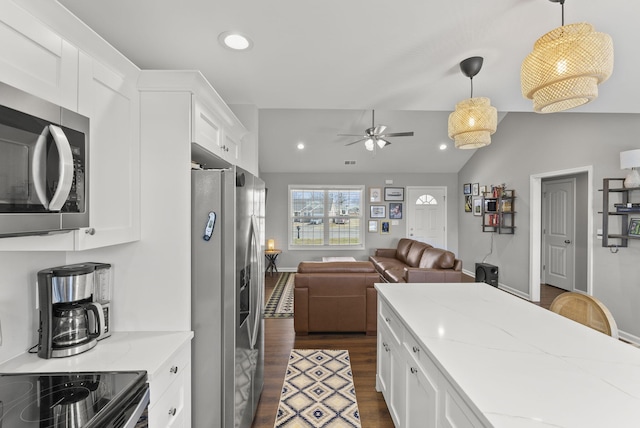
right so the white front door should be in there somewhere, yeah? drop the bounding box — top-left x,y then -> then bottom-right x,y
542,178 -> 575,291
406,187 -> 446,249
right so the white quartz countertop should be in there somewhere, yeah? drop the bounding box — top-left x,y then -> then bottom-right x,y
0,331 -> 193,381
375,282 -> 640,428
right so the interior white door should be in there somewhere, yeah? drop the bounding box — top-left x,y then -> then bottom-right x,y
542,178 -> 575,291
406,187 -> 446,249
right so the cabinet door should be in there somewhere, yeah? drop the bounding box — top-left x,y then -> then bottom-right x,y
192,97 -> 223,157
376,328 -> 391,397
222,130 -> 239,163
75,52 -> 140,249
441,383 -> 485,428
0,2 -> 78,110
388,339 -> 406,428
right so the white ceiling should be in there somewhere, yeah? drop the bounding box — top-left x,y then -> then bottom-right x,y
57,0 -> 640,173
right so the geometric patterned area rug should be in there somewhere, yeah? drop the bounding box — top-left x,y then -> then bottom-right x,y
274,349 -> 361,428
264,272 -> 295,319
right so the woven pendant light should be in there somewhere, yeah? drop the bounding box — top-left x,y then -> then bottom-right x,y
521,0 -> 613,113
448,57 -> 498,149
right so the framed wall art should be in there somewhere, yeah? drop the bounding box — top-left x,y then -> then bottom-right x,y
384,187 -> 404,201
473,197 -> 483,216
629,218 -> 640,237
368,220 -> 379,233
463,183 -> 472,195
370,205 -> 386,218
389,203 -> 403,219
381,221 -> 390,234
369,187 -> 382,203
472,183 -> 479,196
465,195 -> 472,212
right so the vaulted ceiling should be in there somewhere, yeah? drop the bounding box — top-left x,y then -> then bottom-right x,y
58,0 -> 640,173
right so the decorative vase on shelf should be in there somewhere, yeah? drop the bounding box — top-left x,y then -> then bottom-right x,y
624,168 -> 640,188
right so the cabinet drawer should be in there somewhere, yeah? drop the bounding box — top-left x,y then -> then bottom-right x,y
150,345 -> 190,407
379,300 -> 403,345
404,332 -> 438,378
149,366 -> 188,428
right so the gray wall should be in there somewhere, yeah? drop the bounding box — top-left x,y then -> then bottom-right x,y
458,111 -> 640,340
262,172 -> 459,270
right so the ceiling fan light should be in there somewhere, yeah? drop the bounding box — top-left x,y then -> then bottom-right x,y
521,23 -> 614,113
448,97 -> 497,149
377,138 -> 391,149
364,139 -> 374,151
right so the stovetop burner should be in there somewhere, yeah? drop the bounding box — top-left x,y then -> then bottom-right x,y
0,371 -> 147,427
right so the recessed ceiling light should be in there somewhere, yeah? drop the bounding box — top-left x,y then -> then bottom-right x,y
218,31 -> 253,51
297,143 -> 305,150
439,143 -> 448,151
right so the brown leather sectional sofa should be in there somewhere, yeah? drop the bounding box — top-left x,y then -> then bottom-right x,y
294,261 -> 378,336
370,238 -> 462,283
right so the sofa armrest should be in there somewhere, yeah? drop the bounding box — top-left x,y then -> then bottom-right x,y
294,287 -> 309,335
374,248 -> 397,258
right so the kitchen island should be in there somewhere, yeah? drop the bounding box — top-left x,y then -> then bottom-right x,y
375,282 -> 640,427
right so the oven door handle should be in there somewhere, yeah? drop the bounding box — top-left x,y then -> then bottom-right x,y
124,386 -> 150,428
32,124 -> 75,211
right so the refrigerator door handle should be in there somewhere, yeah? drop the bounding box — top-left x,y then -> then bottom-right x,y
249,214 -> 261,349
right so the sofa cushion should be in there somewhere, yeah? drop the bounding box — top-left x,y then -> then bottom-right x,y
369,257 -> 406,274
418,247 -> 456,269
384,268 -> 407,283
395,238 -> 415,264
405,241 -> 432,267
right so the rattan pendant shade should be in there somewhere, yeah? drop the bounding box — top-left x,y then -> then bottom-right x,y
448,97 -> 497,149
448,57 -> 497,149
521,22 -> 613,113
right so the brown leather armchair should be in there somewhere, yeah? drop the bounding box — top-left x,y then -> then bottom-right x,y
294,261 -> 379,336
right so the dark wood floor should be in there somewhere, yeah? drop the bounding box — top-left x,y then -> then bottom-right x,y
252,273 -> 566,428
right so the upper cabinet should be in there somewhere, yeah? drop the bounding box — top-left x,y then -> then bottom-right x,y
138,71 -> 252,173
0,2 -> 78,111
74,52 -> 140,250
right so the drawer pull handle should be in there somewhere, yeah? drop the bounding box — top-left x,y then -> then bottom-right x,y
170,366 -> 179,374
382,342 -> 389,352
413,346 -> 420,353
169,407 -> 177,416
410,367 -> 418,374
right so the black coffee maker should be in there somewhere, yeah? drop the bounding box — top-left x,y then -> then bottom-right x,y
37,263 -> 111,359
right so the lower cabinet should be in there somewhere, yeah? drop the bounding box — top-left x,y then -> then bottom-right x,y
377,300 -> 487,428
148,344 -> 192,428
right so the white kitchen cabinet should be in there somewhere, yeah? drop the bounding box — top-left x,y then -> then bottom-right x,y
0,1 -> 78,110
148,344 -> 192,428
192,97 -> 239,165
377,301 -> 406,428
404,339 -> 439,428
377,296 -> 486,428
74,52 -> 141,249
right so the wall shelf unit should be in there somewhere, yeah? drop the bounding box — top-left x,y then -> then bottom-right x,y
482,190 -> 516,234
600,178 -> 640,248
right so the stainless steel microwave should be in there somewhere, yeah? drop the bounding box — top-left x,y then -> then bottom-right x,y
0,82 -> 89,237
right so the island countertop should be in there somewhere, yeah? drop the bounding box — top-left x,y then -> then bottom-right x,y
375,282 -> 640,427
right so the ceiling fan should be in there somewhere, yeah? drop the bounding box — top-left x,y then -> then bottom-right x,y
339,110 -> 414,151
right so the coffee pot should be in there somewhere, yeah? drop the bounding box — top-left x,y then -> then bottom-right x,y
37,262 -> 112,359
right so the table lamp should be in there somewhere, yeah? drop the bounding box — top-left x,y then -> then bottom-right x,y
267,239 -> 275,250
620,149 -> 640,188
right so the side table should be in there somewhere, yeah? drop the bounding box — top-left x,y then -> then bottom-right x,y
264,249 -> 282,276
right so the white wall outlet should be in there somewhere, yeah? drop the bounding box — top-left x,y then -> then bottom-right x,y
385,179 -> 393,184
391,220 -> 399,226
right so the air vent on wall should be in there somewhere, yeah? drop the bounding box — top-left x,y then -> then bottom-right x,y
344,160 -> 356,165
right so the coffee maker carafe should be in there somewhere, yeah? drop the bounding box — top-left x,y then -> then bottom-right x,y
37,262 -> 112,359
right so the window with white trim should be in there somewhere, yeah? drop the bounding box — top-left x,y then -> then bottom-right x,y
288,185 -> 364,250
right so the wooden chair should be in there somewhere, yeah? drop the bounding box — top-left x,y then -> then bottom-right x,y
549,292 -> 619,339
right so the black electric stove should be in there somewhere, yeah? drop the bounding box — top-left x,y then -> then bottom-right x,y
0,371 -> 149,427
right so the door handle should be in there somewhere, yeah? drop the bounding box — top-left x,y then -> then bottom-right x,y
564,240 -> 571,244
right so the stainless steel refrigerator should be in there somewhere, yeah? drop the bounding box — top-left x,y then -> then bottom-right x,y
191,166 -> 266,428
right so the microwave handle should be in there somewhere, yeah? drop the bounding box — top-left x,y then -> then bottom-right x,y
32,126 -> 51,209
47,125 -> 75,211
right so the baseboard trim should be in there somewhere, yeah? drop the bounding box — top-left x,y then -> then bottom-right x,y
463,268 -> 532,301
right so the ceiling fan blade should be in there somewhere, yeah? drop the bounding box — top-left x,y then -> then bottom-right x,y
377,138 -> 391,148
381,131 -> 414,137
344,137 -> 368,146
338,133 -> 366,137
373,125 -> 387,135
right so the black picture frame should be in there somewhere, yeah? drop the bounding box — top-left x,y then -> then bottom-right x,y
370,205 -> 386,218
463,183 -> 472,195
384,187 -> 404,201
465,195 -> 472,212
629,218 -> 640,237
389,203 -> 403,219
